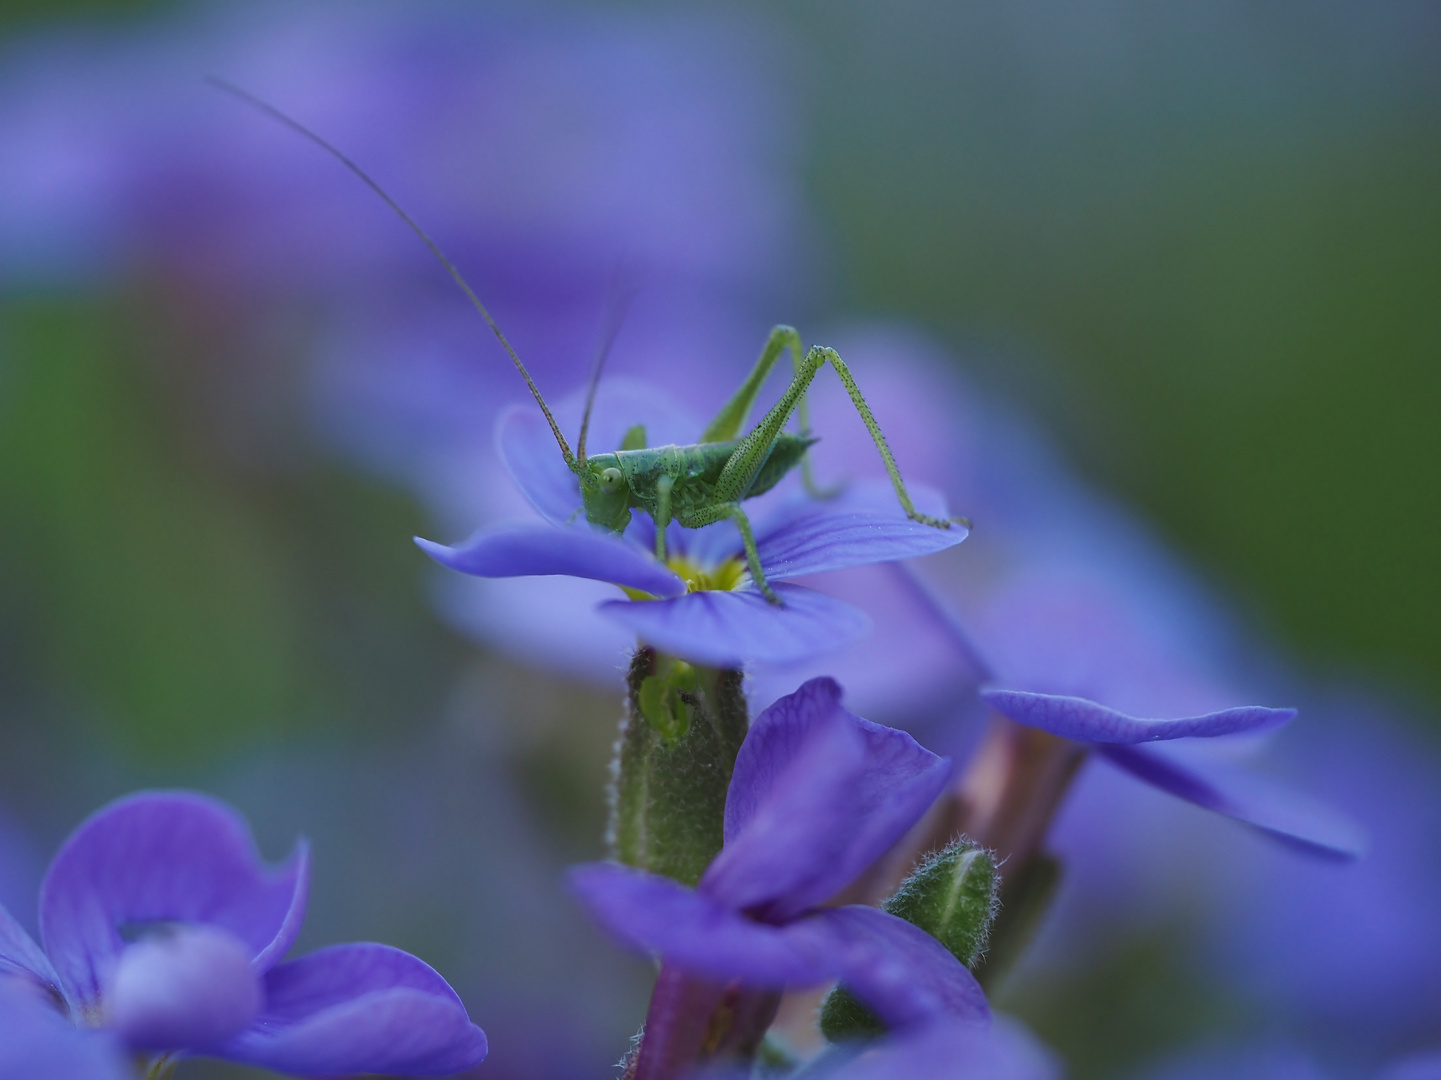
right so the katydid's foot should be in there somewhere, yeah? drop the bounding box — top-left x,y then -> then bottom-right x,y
908,510 -> 959,530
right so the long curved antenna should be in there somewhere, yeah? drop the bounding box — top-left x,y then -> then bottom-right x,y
205,76 -> 576,466
576,284 -> 636,465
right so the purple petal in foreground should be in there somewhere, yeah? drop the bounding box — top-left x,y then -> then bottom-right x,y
0,902 -> 60,995
108,925 -> 260,1051
416,523 -> 686,598
599,584 -> 871,667
752,482 -> 967,582
0,978 -> 129,1080
219,943 -> 487,1076
792,906 -> 990,1031
1099,744 -> 1367,859
981,689 -> 1295,744
568,864 -> 833,987
828,1017 -> 1061,1080
707,679 -> 950,919
39,792 -> 309,1009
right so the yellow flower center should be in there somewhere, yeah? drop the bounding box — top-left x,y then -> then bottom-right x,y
666,555 -> 747,594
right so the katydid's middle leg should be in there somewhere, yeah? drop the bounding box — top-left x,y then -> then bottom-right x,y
678,501 -> 780,605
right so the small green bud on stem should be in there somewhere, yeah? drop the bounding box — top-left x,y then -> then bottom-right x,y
821,838 -> 999,1042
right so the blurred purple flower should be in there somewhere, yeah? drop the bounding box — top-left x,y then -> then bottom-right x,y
418,381 -> 967,668
1200,701 -> 1441,1043
0,791 -> 486,1076
819,1018 -> 1060,1080
570,677 -> 983,1030
0,4 -> 799,296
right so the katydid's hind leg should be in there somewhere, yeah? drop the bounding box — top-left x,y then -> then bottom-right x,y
819,347 -> 956,530
653,474 -> 674,563
679,502 -> 781,606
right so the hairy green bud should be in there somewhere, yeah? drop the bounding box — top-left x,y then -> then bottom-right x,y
820,838 -> 999,1043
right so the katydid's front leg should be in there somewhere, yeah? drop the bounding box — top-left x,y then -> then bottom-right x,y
715,345 -> 959,531
678,501 -> 780,605
653,474 -> 674,563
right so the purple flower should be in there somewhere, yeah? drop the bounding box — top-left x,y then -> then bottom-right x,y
953,570 -> 1366,860
570,678 -> 984,1029
0,791 -> 486,1077
418,381 -> 968,668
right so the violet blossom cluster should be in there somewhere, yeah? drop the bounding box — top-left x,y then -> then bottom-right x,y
2,3 -> 1436,1079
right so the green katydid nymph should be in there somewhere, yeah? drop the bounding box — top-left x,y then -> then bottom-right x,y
211,78 -> 966,605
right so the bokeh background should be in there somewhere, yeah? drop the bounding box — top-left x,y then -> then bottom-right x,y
0,2 -> 1437,1078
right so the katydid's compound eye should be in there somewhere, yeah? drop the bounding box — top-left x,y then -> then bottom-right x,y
600,467 -> 623,492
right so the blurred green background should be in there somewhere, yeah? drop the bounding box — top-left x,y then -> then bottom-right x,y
0,3 -> 1436,1078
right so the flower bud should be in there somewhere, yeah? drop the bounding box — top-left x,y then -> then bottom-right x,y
821,839 -> 998,1042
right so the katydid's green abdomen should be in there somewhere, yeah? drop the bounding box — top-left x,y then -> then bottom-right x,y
615,432 -> 818,516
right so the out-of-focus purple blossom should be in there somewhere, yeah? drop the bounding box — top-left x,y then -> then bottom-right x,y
0,3 -> 799,296
0,791 -> 486,1076
1200,699 -> 1441,1043
1381,1053 -> 1441,1080
816,1017 -> 1061,1080
570,678 -> 984,1030
418,381 -> 967,669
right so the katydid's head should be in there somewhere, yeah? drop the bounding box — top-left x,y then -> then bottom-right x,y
576,453 -> 633,532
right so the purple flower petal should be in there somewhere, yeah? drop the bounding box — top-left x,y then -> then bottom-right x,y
598,584 -> 871,667
752,482 -> 968,582
108,924 -> 261,1051
1098,744 -> 1367,859
791,906 -> 991,1032
981,689 -> 1295,744
0,902 -> 61,998
416,523 -> 686,598
497,379 -> 704,524
219,943 -> 488,1076
0,977 -> 129,1080
568,863 -> 834,986
828,1017 -> 1060,1080
39,792 -> 309,1009
706,679 -> 950,919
